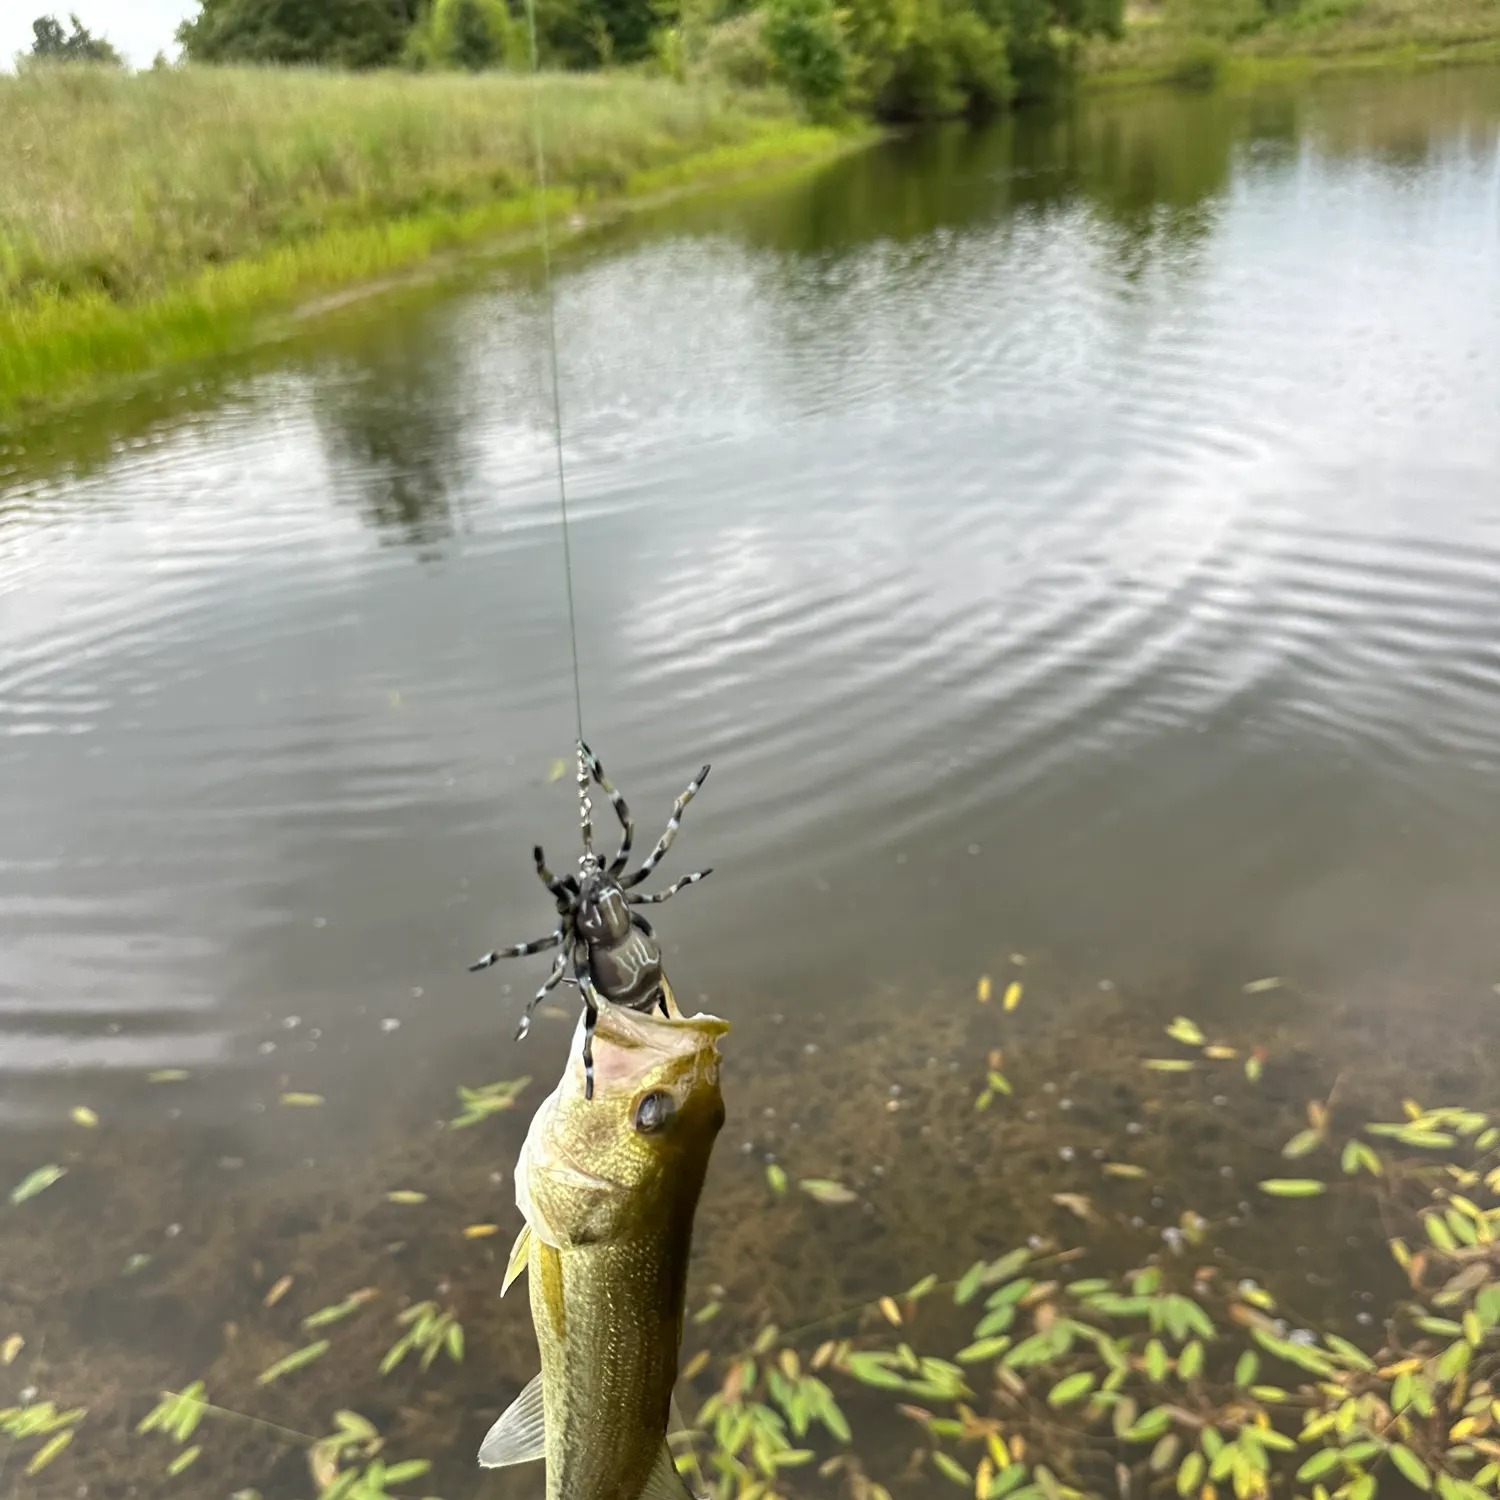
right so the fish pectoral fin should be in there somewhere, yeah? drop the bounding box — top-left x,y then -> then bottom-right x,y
639,1439 -> 704,1500
476,1372 -> 547,1469
501,1223 -> 532,1296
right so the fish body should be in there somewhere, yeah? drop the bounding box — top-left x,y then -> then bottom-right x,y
480,997 -> 728,1500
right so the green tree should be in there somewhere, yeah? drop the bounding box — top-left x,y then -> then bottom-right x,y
176,0 -> 422,68
27,12 -> 123,63
405,0 -> 523,67
764,0 -> 847,116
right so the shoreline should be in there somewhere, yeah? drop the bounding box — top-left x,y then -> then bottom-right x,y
0,123 -> 870,431
1081,21 -> 1500,91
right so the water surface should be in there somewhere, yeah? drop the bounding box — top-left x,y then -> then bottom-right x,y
2,66 -> 1500,1497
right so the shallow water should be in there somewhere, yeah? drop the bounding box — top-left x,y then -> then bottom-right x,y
2,66 -> 1500,1499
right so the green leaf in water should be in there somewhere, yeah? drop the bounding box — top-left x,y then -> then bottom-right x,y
1165,1017 -> 1205,1046
798,1178 -> 857,1205
1233,1351 -> 1258,1388
1282,1129 -> 1323,1159
765,1163 -> 788,1196
167,1446 -> 201,1477
1046,1372 -> 1095,1407
932,1452 -> 971,1487
256,1340 -> 330,1385
1389,1445 -> 1431,1492
1144,1059 -> 1194,1073
26,1430 -> 74,1476
10,1164 -> 65,1205
1243,977 -> 1283,993
1257,1178 -> 1327,1198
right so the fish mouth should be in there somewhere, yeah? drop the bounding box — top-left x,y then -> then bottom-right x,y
578,998 -> 729,1094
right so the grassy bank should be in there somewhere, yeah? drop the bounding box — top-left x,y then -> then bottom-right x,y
0,66 -> 853,423
1082,0 -> 1500,88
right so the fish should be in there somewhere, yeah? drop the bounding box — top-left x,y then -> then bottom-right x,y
479,995 -> 730,1500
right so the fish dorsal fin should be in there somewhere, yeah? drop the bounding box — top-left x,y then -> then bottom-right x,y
476,1372 -> 546,1469
639,1440 -> 703,1500
502,1222 -> 532,1296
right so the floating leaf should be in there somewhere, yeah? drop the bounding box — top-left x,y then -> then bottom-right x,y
1165,1017 -> 1205,1046
385,1190 -> 427,1205
167,1446 -> 202,1476
148,1070 -> 190,1083
977,976 -> 992,1004
1144,1059 -> 1194,1073
10,1165 -> 65,1204
302,1290 -> 376,1330
1243,977 -> 1283,993
956,1337 -> 1012,1365
766,1164 -> 788,1197
1258,1179 -> 1326,1198
932,1452 -> 971,1487
26,1431 -> 73,1476
1046,1372 -> 1095,1407
1389,1445 -> 1431,1492
279,1092 -> 324,1107
70,1106 -> 99,1128
799,1179 -> 857,1206
256,1340 -> 330,1385
1002,982 -> 1023,1011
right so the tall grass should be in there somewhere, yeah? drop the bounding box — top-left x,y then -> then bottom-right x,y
0,66 -> 839,419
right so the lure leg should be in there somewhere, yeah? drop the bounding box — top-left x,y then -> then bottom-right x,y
576,747 -> 595,861
579,740 -> 634,876
621,765 -> 711,889
532,845 -> 578,907
573,947 -> 600,1101
470,926 -> 564,972
627,869 -> 713,904
515,947 -> 569,1041
630,911 -> 656,939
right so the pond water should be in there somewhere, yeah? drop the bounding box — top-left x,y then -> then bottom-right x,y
2,66 -> 1499,1500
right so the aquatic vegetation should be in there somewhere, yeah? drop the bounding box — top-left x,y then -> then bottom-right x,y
8,1164 -> 65,1204
380,1303 -> 465,1375
0,1396 -> 87,1476
448,1075 -> 531,1129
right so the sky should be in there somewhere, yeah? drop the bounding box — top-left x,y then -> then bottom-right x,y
2,0 -> 198,68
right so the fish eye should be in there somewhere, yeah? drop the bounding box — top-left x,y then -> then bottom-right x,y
634,1090 -> 676,1135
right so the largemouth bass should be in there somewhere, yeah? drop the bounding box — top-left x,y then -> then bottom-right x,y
478,995 -> 729,1500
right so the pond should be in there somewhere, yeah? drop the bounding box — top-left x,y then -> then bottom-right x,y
1,66 -> 1499,1500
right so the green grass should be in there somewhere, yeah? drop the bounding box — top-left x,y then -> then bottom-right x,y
0,65 -> 851,421
1082,0 -> 1500,88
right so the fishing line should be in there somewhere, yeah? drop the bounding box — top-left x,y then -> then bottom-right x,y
522,0 -> 586,752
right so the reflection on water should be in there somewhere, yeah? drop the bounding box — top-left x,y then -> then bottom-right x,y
1,64 -> 1499,1499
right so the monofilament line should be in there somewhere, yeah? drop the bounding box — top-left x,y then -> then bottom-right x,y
523,0 -> 585,747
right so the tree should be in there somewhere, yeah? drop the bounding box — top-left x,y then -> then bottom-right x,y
27,12 -> 124,63
176,0 -> 421,68
404,0 -> 523,68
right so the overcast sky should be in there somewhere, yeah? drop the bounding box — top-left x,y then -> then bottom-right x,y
3,0 -> 198,68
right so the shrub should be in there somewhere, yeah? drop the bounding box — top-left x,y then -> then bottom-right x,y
764,0 -> 849,116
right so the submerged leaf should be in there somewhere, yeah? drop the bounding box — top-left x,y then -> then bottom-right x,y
977,976 -> 992,1004
70,1106 -> 99,1128
385,1190 -> 427,1205
26,1431 -> 73,1476
1102,1163 -> 1147,1179
1003,982 -> 1023,1011
256,1340 -> 330,1385
1165,1017 -> 1205,1046
1144,1059 -> 1194,1073
10,1165 -> 65,1204
799,1179 -> 857,1206
148,1069 -> 190,1083
1258,1179 -> 1326,1198
766,1164 -> 788,1197
279,1092 -> 324,1107
1242,977 -> 1284,993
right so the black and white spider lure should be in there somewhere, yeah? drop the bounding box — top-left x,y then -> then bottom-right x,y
470,741 -> 712,1100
